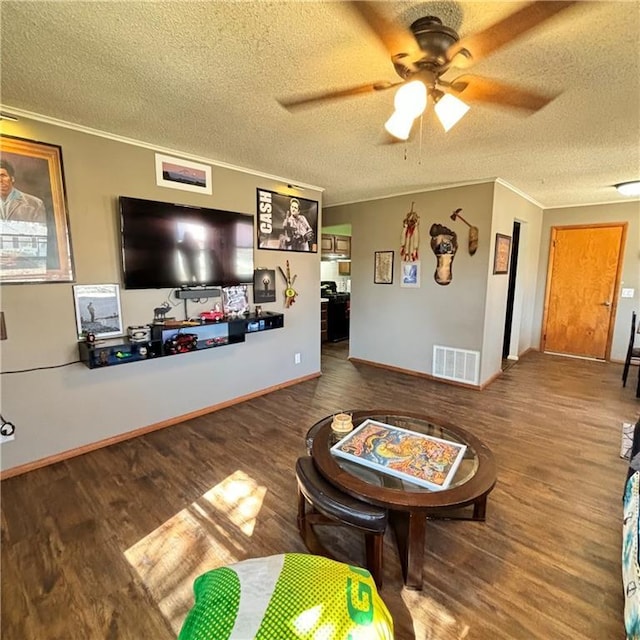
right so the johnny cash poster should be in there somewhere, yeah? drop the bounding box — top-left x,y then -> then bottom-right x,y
256,189 -> 318,253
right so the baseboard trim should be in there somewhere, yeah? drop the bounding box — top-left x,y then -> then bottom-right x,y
0,372 -> 321,481
348,357 -> 483,390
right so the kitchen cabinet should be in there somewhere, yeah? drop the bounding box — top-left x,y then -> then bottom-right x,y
321,234 -> 351,260
320,236 -> 334,253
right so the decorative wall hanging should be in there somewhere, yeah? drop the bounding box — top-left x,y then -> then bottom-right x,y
154,153 -> 212,195
73,284 -> 123,340
253,268 -> 276,303
429,224 -> 458,286
400,202 -> 420,262
374,250 -> 394,284
400,261 -> 420,288
493,234 -> 512,274
278,260 -> 298,307
450,208 -> 479,256
257,189 -> 318,253
0,134 -> 75,284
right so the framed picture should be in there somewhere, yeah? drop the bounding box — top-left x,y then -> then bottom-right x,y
493,233 -> 512,274
0,135 -> 75,284
253,268 -> 276,303
331,419 -> 467,491
222,285 -> 249,315
400,260 -> 420,288
155,153 -> 212,195
256,189 -> 318,253
374,250 -> 394,284
73,284 -> 123,340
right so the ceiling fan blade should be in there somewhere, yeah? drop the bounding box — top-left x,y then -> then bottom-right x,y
448,75 -> 559,112
278,81 -> 399,111
446,1 -> 578,68
348,1 -> 420,69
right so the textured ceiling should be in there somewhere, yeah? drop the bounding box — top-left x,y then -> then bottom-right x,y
1,1 -> 639,208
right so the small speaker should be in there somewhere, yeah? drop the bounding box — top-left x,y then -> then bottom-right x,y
175,287 -> 221,300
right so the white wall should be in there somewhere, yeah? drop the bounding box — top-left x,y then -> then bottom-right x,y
0,117 -> 323,472
480,182 -> 544,380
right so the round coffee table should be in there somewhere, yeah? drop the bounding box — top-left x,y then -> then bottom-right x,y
310,409 -> 497,590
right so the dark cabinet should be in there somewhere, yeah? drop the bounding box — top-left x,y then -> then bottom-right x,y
321,301 -> 328,343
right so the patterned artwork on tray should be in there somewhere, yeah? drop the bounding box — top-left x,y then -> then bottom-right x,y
331,419 -> 467,491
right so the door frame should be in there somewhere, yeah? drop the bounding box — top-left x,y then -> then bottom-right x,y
540,222 -> 627,360
502,220 -> 521,359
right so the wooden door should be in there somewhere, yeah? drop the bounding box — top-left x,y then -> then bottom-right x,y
542,223 -> 626,359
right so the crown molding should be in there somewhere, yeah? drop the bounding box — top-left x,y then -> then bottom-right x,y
0,105 -> 325,195
326,177 -> 501,208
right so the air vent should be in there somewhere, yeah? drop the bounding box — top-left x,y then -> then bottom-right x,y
432,346 -> 480,385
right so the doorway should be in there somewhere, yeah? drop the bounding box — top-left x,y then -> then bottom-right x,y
502,221 -> 521,360
541,223 -> 627,360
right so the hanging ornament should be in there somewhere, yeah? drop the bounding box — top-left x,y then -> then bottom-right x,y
400,202 -> 420,262
278,260 -> 298,308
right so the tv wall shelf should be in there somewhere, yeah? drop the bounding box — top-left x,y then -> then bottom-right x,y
78,312 -> 284,369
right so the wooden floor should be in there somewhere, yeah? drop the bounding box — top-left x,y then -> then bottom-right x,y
1,343 -> 638,639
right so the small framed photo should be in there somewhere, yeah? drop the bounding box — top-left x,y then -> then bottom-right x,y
256,189 -> 318,253
400,260 -> 420,288
0,134 -> 75,284
493,233 -> 512,274
374,250 -> 394,284
253,268 -> 276,303
222,285 -> 249,315
73,284 -> 123,340
155,153 -> 212,195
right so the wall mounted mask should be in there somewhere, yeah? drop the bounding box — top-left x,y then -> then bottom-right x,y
430,224 -> 458,286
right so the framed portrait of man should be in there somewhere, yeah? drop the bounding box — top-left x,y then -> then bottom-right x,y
0,134 -> 75,283
256,189 -> 318,253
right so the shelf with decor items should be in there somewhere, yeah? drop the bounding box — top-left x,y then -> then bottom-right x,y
78,312 -> 284,369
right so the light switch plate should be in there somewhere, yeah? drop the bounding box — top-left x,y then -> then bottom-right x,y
621,288 -> 635,298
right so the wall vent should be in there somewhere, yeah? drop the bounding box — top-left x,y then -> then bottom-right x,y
432,346 -> 480,385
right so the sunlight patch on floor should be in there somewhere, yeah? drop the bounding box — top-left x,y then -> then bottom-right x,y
401,588 -> 470,639
124,470 -> 267,634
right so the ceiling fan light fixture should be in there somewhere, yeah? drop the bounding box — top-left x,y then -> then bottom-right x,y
615,180 -> 640,197
434,92 -> 470,132
393,80 -> 428,119
384,110 -> 415,140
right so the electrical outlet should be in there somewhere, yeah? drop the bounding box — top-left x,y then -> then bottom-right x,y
294,352 -> 301,365
0,433 -> 15,444
622,288 -> 635,298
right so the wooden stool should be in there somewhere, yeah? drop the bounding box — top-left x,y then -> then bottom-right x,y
295,456 -> 388,587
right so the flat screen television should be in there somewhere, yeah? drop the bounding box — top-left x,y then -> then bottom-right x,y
119,196 -> 254,290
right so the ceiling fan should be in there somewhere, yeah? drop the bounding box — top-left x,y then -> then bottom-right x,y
278,1 -> 578,140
